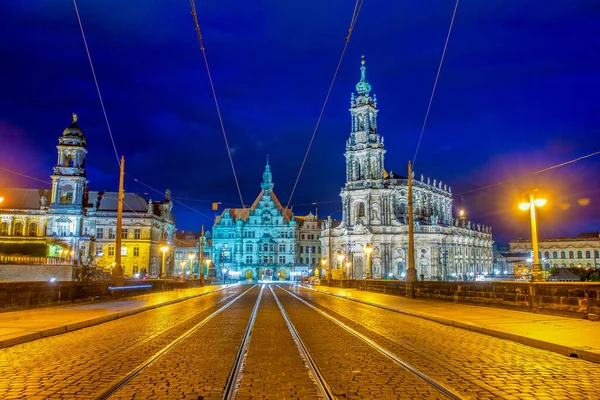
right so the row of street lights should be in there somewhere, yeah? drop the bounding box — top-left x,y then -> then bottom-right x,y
159,245 -> 212,279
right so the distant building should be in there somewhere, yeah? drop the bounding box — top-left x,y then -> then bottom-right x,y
294,212 -> 324,275
321,58 -> 494,280
0,115 -> 176,279
173,230 -> 212,277
509,232 -> 600,270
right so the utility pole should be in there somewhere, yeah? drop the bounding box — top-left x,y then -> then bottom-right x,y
406,161 -> 417,297
200,225 -> 205,286
112,156 -> 125,286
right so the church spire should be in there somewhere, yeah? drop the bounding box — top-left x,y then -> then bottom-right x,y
261,157 -> 274,191
355,55 -> 372,96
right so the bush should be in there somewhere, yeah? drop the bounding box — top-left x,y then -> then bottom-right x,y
0,243 -> 48,257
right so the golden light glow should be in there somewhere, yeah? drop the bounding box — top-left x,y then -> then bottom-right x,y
518,202 -> 530,211
459,209 -> 465,217
321,259 -> 327,265
188,253 -> 196,260
363,244 -> 373,255
337,253 -> 345,262
205,258 -> 211,264
0,196 -> 4,204
578,198 -> 590,207
160,245 -> 169,253
534,198 -> 547,207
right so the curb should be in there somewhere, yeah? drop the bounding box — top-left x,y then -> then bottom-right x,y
301,285 -> 600,365
0,286 -> 228,349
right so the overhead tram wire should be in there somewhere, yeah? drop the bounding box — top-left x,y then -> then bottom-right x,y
412,0 -> 459,168
73,0 -> 120,169
0,167 -> 51,185
189,0 -> 245,210
456,150 -> 600,196
284,0 -> 365,213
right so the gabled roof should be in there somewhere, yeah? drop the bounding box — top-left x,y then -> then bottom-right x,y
215,189 -> 292,224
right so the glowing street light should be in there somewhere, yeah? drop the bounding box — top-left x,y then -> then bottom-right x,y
204,258 -> 211,280
518,191 -> 547,281
159,245 -> 169,278
337,251 -> 345,279
363,243 -> 373,279
188,252 -> 196,278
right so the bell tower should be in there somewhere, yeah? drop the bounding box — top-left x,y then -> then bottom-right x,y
50,113 -> 88,208
345,56 -> 386,184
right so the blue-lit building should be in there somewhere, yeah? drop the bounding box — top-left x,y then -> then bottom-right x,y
212,162 -> 297,280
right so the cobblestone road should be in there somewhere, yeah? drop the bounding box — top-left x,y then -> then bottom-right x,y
273,286 -> 447,399
0,286 -> 245,399
235,286 -> 320,399
290,285 -> 600,400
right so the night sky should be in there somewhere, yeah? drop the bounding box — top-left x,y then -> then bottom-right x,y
1,1 -> 599,246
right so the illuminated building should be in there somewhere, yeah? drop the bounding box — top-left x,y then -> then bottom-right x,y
0,116 -> 175,279
321,58 -> 494,280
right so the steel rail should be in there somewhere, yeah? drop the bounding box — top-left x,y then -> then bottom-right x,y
269,286 -> 336,400
222,285 -> 265,400
93,285 -> 258,400
278,285 -> 463,400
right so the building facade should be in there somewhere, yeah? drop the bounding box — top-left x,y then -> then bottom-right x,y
509,232 -> 600,270
321,58 -> 494,280
294,212 -> 324,276
173,230 -> 213,277
0,115 -> 176,279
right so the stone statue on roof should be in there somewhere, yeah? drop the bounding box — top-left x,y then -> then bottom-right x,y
72,113 -> 78,123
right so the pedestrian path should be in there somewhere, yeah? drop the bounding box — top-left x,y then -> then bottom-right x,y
0,284 -> 231,348
302,284 -> 600,364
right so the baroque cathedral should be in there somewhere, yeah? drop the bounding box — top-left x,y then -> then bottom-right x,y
0,115 -> 176,278
321,58 -> 494,280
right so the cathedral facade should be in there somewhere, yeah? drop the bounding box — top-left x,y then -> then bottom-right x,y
0,116 -> 176,278
321,59 -> 494,280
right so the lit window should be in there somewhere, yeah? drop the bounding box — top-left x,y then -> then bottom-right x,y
108,245 -> 115,257
134,229 -> 141,239
133,247 -> 140,257
121,246 -> 127,256
97,228 -> 104,239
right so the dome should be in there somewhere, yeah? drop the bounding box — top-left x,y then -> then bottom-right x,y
355,56 -> 371,96
62,113 -> 85,138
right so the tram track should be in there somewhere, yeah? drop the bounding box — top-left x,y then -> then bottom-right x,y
275,285 -> 463,400
93,285 -> 258,400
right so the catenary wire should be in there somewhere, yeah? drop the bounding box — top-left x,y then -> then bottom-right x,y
0,167 -> 51,185
284,0 -> 364,213
412,0 -> 459,168
189,0 -> 245,210
73,0 -> 121,169
456,150 -> 600,196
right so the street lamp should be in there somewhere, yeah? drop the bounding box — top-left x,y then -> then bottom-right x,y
204,258 -> 211,281
321,258 -> 328,279
337,251 -> 345,279
519,191 -> 547,282
363,243 -> 373,279
159,245 -> 169,278
346,261 -> 351,279
188,252 -> 196,278
223,268 -> 228,283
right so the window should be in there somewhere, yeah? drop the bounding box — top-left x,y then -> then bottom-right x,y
596,250 -> 600,258
552,251 -> 558,259
560,251 -> 566,259
80,245 -> 87,256
318,247 -> 321,254
59,184 -> 74,205
134,229 -> 141,239
569,251 -> 574,259
84,226 -> 89,236
246,243 -> 253,252
356,202 -> 366,218
300,246 -> 304,254
302,234 -> 305,240
228,232 -> 234,238
121,229 -> 128,239
246,256 -> 253,264
28,223 -> 38,237
268,256 -> 273,263
13,222 -> 23,237
279,256 -> 286,264
0,222 -> 8,236
263,256 -> 269,264
279,244 -> 286,252
312,246 -> 316,254
97,228 -> 104,239
59,225 -> 68,237
108,228 -> 115,239
96,248 -> 103,257
121,246 -> 127,256
132,265 -> 139,274
586,251 -> 591,258
269,244 -> 274,252
543,251 -> 550,259
108,245 -> 115,257
577,251 -> 582,259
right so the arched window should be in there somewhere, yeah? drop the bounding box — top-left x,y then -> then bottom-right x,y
577,250 -> 582,259
552,251 -> 558,259
560,251 -> 566,259
568,251 -> 574,259
586,250 -> 591,258
13,222 -> 24,236
544,251 -> 550,259
356,202 -> 365,218
400,202 -> 407,215
0,222 -> 8,236
28,223 -> 37,237
60,184 -> 74,205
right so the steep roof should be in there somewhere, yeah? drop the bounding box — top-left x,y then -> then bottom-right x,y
215,188 -> 292,224
89,191 -> 149,212
0,188 -> 45,210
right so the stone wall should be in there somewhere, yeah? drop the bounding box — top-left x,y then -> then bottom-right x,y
0,264 -> 74,281
0,279 -> 184,310
321,279 -> 600,321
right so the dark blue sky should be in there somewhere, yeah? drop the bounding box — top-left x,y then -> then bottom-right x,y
1,1 -> 599,245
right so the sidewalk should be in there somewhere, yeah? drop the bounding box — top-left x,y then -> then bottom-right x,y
0,284 -> 231,349
303,284 -> 600,364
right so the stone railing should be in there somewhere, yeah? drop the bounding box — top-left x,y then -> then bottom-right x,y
0,279 -> 192,310
320,279 -> 600,321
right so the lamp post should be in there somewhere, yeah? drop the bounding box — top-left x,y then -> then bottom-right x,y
518,191 -> 547,282
337,251 -> 345,279
159,245 -> 169,278
321,258 -> 328,280
346,261 -> 351,279
204,258 -> 211,282
363,243 -> 373,279
188,252 -> 196,278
